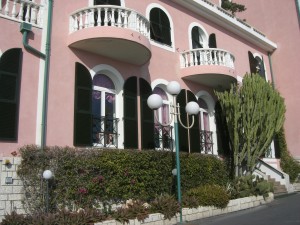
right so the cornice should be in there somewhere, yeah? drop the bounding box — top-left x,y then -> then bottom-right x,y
171,0 -> 277,52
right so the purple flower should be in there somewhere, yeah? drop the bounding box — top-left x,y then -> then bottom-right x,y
78,187 -> 88,194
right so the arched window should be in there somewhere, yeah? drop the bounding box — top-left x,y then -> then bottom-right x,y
150,8 -> 171,46
153,87 -> 172,150
198,98 -> 213,153
0,48 -> 22,141
191,26 -> 206,49
248,51 -> 266,79
92,74 -> 118,147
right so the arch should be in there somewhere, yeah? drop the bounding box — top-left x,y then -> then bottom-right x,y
0,48 -> 22,141
146,3 -> 175,52
90,64 -> 124,94
195,90 -> 215,114
188,22 -> 209,49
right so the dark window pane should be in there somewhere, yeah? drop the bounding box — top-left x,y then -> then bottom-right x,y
0,73 -> 17,101
0,48 -> 22,141
150,8 -> 171,46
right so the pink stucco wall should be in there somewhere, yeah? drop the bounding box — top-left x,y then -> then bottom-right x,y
1,0 -> 288,157
238,0 -> 300,158
0,19 -> 41,156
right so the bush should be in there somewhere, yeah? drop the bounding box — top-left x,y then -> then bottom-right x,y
149,194 -> 180,220
0,208 -> 106,225
17,145 -> 229,213
276,128 -> 300,182
184,184 -> 230,209
228,175 -> 273,199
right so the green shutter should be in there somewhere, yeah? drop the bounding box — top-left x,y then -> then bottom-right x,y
177,90 -> 189,152
0,48 -> 22,141
209,34 -> 217,48
248,51 -> 258,74
140,78 -> 154,149
74,62 -> 93,146
187,90 -> 200,153
124,77 -> 138,149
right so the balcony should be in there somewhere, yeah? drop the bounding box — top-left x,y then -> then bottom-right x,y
180,48 -> 236,90
68,5 -> 151,65
0,0 -> 44,28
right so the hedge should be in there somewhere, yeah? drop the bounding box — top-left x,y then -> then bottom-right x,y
17,145 -> 229,213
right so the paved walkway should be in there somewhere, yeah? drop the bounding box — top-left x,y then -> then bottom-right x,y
187,193 -> 300,225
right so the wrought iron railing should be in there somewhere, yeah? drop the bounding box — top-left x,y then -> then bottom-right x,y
154,124 -> 173,150
200,130 -> 213,154
92,116 -> 119,148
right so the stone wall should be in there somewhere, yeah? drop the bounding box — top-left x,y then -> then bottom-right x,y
94,194 -> 274,225
0,157 -> 24,221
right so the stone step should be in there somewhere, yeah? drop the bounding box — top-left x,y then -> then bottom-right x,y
267,177 -> 287,196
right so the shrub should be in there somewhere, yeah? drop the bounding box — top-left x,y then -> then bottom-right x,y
229,175 -> 273,199
17,145 -> 229,213
276,128 -> 300,182
184,184 -> 230,209
0,208 -> 106,225
149,194 -> 180,220
113,200 -> 150,224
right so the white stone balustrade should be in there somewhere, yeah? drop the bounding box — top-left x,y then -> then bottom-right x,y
0,0 -> 44,27
69,5 -> 150,38
180,48 -> 235,69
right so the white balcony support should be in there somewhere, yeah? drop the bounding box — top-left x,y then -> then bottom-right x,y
0,0 -> 44,28
180,48 -> 235,69
69,5 -> 150,39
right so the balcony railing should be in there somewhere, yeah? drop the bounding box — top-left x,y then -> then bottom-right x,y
69,5 -> 150,38
180,48 -> 235,69
0,0 -> 44,27
200,130 -> 213,154
154,124 -> 173,150
93,116 -> 119,148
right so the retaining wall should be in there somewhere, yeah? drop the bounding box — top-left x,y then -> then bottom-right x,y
95,194 -> 274,225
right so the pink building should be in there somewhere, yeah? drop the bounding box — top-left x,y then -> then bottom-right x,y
0,0 -> 299,164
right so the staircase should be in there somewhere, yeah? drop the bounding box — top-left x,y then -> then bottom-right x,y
254,159 -> 294,196
267,176 -> 288,196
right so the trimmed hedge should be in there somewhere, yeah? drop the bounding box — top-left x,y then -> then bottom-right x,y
184,184 -> 230,209
17,145 -> 229,213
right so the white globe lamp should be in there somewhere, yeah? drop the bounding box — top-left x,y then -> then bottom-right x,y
147,94 -> 163,110
43,170 -> 53,180
185,101 -> 200,115
167,81 -> 181,95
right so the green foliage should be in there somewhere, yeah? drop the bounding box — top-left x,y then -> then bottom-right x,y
0,208 -> 106,225
184,185 -> 230,209
228,175 -> 273,199
277,128 -> 300,182
149,194 -> 180,220
215,74 -> 286,176
221,0 -> 246,15
113,200 -> 149,224
17,146 -> 229,214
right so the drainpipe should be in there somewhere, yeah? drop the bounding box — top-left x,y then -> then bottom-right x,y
20,0 -> 54,150
268,52 -> 275,89
296,0 -> 300,22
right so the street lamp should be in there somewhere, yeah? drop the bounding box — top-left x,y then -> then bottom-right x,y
147,81 -> 199,223
43,170 -> 53,213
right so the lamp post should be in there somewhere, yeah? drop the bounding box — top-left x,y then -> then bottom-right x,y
43,170 -> 53,213
147,81 -> 199,223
